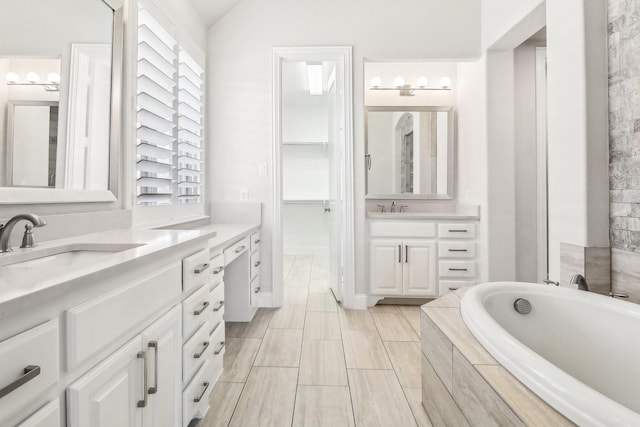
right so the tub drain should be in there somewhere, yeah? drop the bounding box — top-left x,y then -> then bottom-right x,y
513,298 -> 532,315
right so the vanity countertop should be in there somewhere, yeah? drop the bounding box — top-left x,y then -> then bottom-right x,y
0,222 -> 259,315
367,211 -> 480,220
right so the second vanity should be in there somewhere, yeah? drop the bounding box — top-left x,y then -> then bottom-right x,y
367,203 -> 480,301
0,221 -> 260,427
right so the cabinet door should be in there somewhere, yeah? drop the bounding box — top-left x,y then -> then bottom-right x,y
67,337 -> 143,427
141,306 -> 182,427
369,239 -> 403,295
403,240 -> 437,296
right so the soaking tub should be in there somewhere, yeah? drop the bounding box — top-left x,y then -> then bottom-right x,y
460,282 -> 640,427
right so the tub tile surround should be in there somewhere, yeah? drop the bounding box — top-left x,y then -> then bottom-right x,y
609,0 -> 640,302
559,242 -> 611,295
421,292 -> 575,426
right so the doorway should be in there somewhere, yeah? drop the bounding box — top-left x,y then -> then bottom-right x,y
272,47 -> 354,308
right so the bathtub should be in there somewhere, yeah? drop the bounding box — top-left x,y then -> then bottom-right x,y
460,282 -> 640,427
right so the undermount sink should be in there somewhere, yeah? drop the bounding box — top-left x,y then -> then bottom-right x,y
0,243 -> 146,275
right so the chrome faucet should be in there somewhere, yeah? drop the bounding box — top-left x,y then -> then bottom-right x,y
390,201 -> 397,212
570,274 -> 589,291
0,214 -> 47,252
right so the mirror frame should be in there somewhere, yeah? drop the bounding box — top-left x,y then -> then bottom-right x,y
0,0 -> 123,204
365,106 -> 455,200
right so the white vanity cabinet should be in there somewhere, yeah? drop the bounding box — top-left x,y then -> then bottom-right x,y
16,400 -> 60,427
67,306 -> 182,427
437,223 -> 477,294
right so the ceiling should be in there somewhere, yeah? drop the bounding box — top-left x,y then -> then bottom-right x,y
187,0 -> 242,27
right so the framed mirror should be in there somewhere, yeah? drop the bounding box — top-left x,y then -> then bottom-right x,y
0,0 -> 123,204
365,106 -> 454,199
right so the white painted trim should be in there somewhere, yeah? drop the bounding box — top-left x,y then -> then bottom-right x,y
352,294 -> 370,310
535,47 -> 548,283
256,291 -> 274,308
271,46 -> 355,309
0,188 -> 117,204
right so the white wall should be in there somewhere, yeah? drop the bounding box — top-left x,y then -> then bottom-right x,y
481,0 -> 545,50
206,0 -> 481,295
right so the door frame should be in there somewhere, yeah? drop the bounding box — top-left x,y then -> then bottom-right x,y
271,46 -> 355,308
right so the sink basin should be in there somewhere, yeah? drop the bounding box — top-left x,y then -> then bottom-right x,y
0,243 -> 145,278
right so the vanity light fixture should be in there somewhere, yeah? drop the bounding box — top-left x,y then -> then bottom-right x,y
5,71 -> 60,91
369,75 -> 453,96
306,63 -> 323,96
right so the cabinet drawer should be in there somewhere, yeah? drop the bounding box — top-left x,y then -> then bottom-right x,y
209,253 -> 225,286
183,322 -> 210,384
209,322 -> 225,385
250,276 -> 261,307
439,261 -> 476,278
183,248 -> 211,292
224,237 -> 249,265
369,221 -> 436,238
16,399 -> 60,427
183,360 -> 211,427
67,263 -> 181,369
0,321 -> 59,425
438,223 -> 476,239
250,231 -> 261,253
439,280 -> 476,296
439,241 -> 475,259
250,251 -> 261,281
183,284 -> 211,341
209,282 -> 225,333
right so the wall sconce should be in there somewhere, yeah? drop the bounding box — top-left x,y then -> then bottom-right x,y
370,75 -> 452,96
5,72 -> 60,91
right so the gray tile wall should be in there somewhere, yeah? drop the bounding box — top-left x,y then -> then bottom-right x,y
609,0 -> 640,298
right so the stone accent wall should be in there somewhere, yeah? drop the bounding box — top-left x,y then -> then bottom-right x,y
609,0 -> 640,299
609,0 -> 640,251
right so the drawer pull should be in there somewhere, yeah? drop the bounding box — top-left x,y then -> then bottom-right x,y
193,381 -> 210,403
194,341 -> 210,359
448,287 -> 459,290
0,365 -> 41,399
213,266 -> 224,274
194,263 -> 210,274
148,341 -> 159,394
405,245 -> 408,263
214,341 -> 226,355
213,300 -> 225,311
193,301 -> 210,315
137,351 -> 148,408
448,229 -> 468,233
398,245 -> 402,263
254,239 -> 261,244
254,261 -> 261,267
448,249 -> 468,252
449,268 -> 469,272
235,245 -> 246,254
254,286 -> 261,294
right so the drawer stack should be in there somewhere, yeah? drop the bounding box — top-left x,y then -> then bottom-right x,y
438,223 -> 477,295
207,250 -> 225,388
181,248 -> 214,426
249,231 -> 261,306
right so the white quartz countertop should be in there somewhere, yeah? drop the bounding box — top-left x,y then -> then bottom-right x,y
0,222 -> 259,315
366,211 -> 480,220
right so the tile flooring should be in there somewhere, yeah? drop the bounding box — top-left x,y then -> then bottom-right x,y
200,255 -> 432,427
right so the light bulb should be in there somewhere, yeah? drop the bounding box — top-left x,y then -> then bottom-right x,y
5,72 -> 19,83
393,76 -> 405,87
416,77 -> 428,88
440,77 -> 452,89
47,72 -> 60,84
26,72 -> 40,83
370,76 -> 382,88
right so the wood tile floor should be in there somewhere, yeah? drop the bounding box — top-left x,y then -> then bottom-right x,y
200,255 -> 432,427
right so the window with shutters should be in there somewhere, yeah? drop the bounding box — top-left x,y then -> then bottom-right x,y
136,2 -> 204,208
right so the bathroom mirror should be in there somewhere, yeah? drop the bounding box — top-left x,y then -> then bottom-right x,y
0,0 -> 123,204
365,106 -> 454,199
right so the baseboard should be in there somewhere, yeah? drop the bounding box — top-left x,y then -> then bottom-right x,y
256,291 -> 274,308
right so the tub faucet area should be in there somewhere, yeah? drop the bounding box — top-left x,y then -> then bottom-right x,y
0,214 -> 47,252
570,274 -> 589,291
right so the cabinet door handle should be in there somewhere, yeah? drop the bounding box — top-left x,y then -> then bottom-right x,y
213,266 -> 224,274
213,300 -> 225,311
449,268 -> 469,272
137,351 -> 148,408
194,381 -> 210,403
448,249 -> 468,252
254,239 -> 261,244
254,286 -> 261,293
235,245 -> 246,253
148,341 -> 159,394
254,261 -> 261,267
193,301 -> 210,315
194,263 -> 210,274
214,341 -> 226,355
405,245 -> 408,263
194,341 -> 210,359
0,365 -> 40,399
448,229 -> 468,233
398,245 -> 402,263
